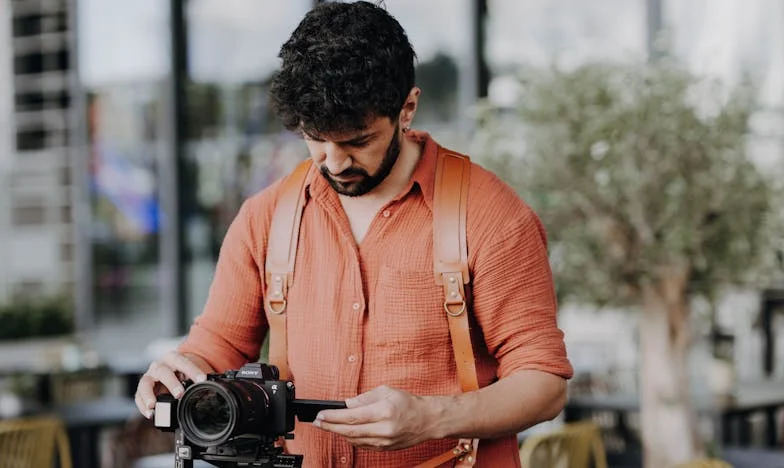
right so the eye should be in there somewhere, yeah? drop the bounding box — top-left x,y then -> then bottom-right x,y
346,139 -> 370,148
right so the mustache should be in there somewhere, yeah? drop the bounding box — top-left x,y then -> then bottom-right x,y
320,165 -> 369,178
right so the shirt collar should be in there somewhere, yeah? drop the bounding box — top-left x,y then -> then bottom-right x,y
302,160 -> 326,203
406,131 -> 438,212
302,132 -> 440,212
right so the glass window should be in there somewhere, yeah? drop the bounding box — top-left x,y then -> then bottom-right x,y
78,0 -> 171,359
381,0 -> 474,147
486,0 -> 647,69
183,0 -> 312,322
663,0 -> 784,173
485,0 -> 647,107
78,0 -> 169,86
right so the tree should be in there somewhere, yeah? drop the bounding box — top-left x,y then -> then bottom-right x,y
473,62 -> 781,467
416,52 -> 459,122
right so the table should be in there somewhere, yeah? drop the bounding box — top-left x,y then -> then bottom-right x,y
55,396 -> 139,468
565,380 -> 784,450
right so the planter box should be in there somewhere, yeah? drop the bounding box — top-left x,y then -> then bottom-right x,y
0,335 -> 77,373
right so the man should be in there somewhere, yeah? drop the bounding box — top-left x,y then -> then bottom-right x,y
135,2 -> 572,466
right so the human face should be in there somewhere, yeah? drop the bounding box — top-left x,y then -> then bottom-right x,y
303,118 -> 401,197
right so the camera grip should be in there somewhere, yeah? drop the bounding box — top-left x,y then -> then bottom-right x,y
292,399 -> 347,422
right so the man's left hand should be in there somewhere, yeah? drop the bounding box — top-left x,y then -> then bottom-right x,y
313,385 -> 439,451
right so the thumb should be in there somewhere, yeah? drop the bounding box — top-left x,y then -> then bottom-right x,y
346,385 -> 392,408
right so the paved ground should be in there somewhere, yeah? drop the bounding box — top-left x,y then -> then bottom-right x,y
607,448 -> 784,468
724,448 -> 784,468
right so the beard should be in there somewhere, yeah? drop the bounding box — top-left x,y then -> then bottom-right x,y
319,124 -> 401,197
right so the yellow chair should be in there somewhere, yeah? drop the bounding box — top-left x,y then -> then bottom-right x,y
519,422 -> 607,468
0,416 -> 72,468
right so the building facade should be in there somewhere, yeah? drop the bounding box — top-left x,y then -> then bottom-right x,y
0,0 -> 75,303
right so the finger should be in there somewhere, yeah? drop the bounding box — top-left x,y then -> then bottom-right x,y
139,361 -> 185,403
344,438 -> 390,451
345,385 -> 392,408
160,352 -> 208,383
150,366 -> 187,399
314,420 -> 390,440
135,374 -> 161,414
134,390 -> 154,419
316,403 -> 386,425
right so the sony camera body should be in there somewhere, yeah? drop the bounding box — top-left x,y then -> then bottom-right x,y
154,362 -> 345,468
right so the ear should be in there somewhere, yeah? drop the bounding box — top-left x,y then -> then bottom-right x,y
398,87 -> 421,130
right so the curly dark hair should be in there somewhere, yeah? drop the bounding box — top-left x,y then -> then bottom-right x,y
269,1 -> 416,136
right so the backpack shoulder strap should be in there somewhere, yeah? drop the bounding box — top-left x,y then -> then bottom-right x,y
415,147 -> 480,468
432,147 -> 478,393
265,159 -> 312,381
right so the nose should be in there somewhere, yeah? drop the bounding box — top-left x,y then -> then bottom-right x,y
322,142 -> 351,175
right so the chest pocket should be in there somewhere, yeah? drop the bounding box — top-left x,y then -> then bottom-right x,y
372,264 -> 452,353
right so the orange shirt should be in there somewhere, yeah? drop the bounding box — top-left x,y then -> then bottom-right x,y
179,135 -> 573,467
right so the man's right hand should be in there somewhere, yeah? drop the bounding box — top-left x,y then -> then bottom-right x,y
134,351 -> 213,419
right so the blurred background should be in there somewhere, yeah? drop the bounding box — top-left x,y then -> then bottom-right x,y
0,0 -> 783,467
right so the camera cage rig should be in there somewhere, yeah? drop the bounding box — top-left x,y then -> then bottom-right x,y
171,427 -> 302,468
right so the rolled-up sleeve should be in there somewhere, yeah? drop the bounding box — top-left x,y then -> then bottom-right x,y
179,199 -> 269,372
470,198 -> 573,380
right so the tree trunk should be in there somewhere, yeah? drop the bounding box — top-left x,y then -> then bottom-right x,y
639,268 -> 704,468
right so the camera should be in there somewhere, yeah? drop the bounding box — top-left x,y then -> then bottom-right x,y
154,362 -> 346,468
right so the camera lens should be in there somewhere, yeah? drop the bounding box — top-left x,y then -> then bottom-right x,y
179,382 -> 236,446
187,387 -> 231,438
178,380 -> 270,447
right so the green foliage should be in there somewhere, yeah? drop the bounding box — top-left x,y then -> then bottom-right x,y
0,296 -> 74,341
474,62 -> 781,306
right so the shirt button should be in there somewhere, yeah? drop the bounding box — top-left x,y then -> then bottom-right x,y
347,355 -> 357,363
382,209 -> 391,218
352,302 -> 360,310
339,456 -> 348,464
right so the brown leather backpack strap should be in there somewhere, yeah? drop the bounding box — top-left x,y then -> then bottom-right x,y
265,159 -> 312,381
433,148 -> 478,393
416,148 -> 479,468
414,440 -> 477,468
